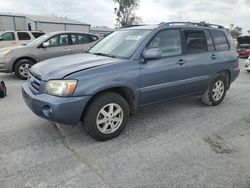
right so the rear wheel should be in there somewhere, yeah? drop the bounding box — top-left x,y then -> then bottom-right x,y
201,74 -> 227,106
83,92 -> 129,141
14,59 -> 35,80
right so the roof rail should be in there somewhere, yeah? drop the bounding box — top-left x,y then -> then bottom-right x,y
160,22 -> 225,29
122,24 -> 146,28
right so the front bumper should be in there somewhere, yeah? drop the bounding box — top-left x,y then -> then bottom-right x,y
22,82 -> 92,125
0,57 -> 14,73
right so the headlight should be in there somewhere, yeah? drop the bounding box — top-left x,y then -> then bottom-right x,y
45,80 -> 77,97
0,50 -> 12,58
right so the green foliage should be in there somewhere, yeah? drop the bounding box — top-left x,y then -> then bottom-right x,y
229,24 -> 243,38
114,0 -> 141,28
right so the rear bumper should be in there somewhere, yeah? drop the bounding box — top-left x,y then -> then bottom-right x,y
231,67 -> 240,83
22,82 -> 92,125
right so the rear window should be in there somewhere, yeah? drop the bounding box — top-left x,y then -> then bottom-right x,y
32,32 -> 45,38
17,32 -> 31,40
210,30 -> 230,51
184,30 -> 208,54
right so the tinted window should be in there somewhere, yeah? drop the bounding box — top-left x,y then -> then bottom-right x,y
0,32 -> 15,41
17,32 -> 31,40
185,30 -> 208,54
148,29 -> 182,58
45,34 -> 69,47
89,35 -> 99,42
210,30 -> 230,51
70,34 -> 91,45
32,32 -> 45,38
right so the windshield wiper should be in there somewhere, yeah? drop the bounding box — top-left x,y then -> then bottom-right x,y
92,52 -> 117,58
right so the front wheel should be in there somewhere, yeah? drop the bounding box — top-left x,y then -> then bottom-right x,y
14,59 -> 35,80
83,92 -> 129,141
201,75 -> 227,106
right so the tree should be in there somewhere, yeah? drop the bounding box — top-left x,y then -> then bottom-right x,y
114,0 -> 141,28
248,29 -> 250,35
229,24 -> 243,38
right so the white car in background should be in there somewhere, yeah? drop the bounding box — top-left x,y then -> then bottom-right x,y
245,56 -> 250,72
0,30 -> 45,48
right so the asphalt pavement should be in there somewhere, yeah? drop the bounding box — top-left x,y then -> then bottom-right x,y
0,59 -> 250,188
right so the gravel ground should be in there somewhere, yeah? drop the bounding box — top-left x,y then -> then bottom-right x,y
0,59 -> 250,188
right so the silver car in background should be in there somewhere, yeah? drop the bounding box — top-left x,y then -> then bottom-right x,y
0,31 -> 100,79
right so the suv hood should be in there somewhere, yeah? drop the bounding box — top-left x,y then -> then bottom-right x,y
30,53 -> 122,81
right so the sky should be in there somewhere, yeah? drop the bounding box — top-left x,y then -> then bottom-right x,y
0,0 -> 249,33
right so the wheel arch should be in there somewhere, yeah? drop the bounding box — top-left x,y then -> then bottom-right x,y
216,69 -> 231,90
81,86 -> 137,121
12,56 -> 37,72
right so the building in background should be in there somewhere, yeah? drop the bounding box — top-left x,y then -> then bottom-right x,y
90,26 -> 115,37
0,13 -> 90,33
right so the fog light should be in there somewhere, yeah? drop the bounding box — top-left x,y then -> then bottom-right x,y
42,105 -> 53,117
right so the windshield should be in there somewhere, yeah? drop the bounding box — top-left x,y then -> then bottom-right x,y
89,29 -> 151,59
26,34 -> 51,46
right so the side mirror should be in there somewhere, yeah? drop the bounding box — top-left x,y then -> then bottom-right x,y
42,42 -> 50,48
143,48 -> 161,61
0,37 -> 2,41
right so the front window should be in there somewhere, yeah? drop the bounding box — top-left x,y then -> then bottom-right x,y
45,34 -> 69,47
89,29 -> 151,58
0,32 -> 15,41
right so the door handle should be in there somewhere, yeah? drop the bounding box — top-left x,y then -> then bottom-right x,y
177,59 -> 185,65
211,54 -> 216,60
63,49 -> 71,52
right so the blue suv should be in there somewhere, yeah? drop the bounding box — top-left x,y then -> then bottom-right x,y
22,22 -> 240,141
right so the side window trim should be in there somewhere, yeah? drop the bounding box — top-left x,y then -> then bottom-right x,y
145,28 -> 184,59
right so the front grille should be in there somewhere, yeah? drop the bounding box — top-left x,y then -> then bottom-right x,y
28,71 -> 41,94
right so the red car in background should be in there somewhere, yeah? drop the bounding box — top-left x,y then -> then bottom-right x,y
237,36 -> 250,58
237,44 -> 250,58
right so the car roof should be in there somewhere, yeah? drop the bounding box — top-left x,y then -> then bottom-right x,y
45,31 -> 97,36
1,30 -> 44,33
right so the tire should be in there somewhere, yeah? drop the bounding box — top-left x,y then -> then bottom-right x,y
201,74 -> 227,106
247,70 -> 250,73
83,92 -> 129,141
14,59 -> 35,80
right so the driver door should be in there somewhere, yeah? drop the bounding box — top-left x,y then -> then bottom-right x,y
140,29 -> 188,105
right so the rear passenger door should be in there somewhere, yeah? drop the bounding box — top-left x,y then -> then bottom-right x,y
184,29 -> 215,94
140,29 -> 188,105
209,30 -> 231,69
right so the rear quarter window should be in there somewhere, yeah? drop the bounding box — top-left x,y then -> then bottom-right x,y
210,30 -> 230,51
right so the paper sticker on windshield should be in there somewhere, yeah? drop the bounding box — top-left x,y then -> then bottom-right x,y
125,36 -> 142,40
